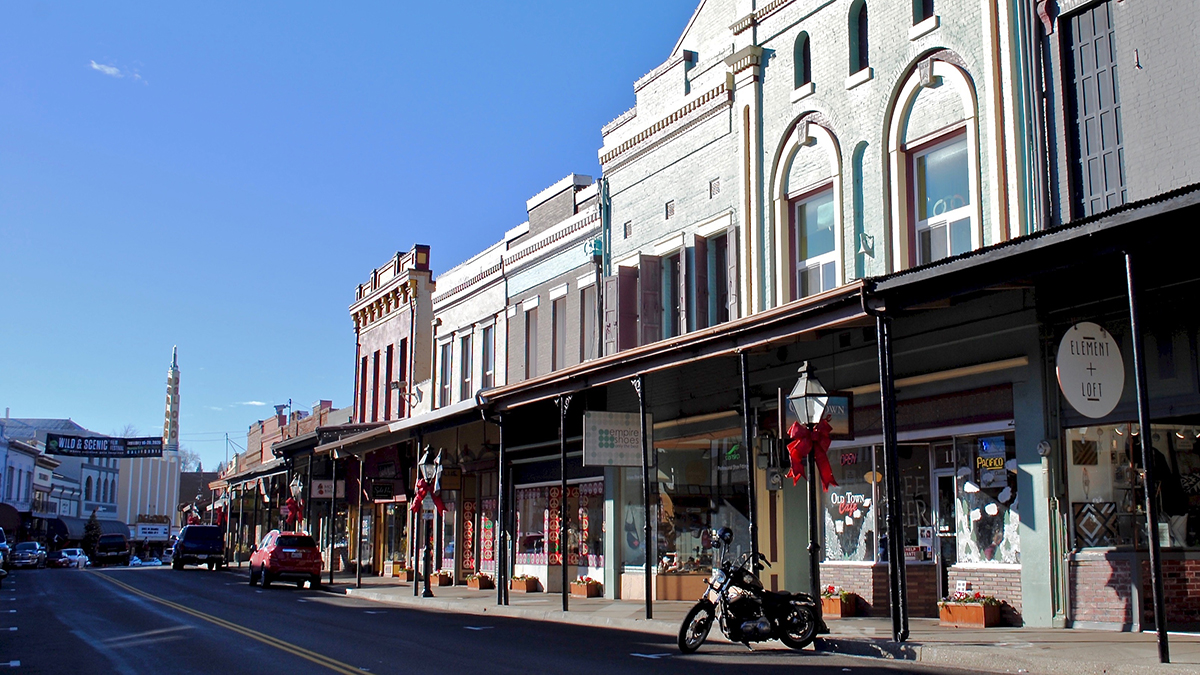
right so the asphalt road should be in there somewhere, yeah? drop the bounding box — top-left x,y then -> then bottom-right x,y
1,565 -> 961,674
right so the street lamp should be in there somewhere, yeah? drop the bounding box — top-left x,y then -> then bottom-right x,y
786,361 -> 828,612
418,448 -> 438,599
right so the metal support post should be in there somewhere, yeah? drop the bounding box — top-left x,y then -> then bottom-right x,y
356,456 -> 364,589
1125,252 -> 1170,664
497,414 -> 508,606
739,352 -> 760,566
634,375 -> 653,619
558,395 -> 573,612
236,483 -> 245,566
329,455 -> 337,587
876,314 -> 909,642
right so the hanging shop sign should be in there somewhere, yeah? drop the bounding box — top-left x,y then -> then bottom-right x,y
583,411 -> 653,467
1056,322 -> 1125,419
45,433 -> 163,458
783,393 -> 854,441
310,480 -> 345,499
371,482 -> 395,500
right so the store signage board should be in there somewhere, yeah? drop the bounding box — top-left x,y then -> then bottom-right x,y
45,433 -> 163,458
371,483 -> 394,500
310,480 -> 345,499
1056,322 -> 1125,419
135,523 -> 170,542
583,411 -> 653,467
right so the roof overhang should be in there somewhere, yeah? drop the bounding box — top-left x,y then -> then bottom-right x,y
313,398 -> 483,458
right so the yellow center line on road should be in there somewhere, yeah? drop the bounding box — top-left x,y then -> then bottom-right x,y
91,571 -> 365,675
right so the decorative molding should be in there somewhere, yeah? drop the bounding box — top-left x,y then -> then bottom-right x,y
908,14 -> 940,41
725,46 -> 764,76
431,262 -> 503,305
633,50 -> 697,94
602,106 -> 638,137
599,79 -> 733,170
731,0 -> 795,35
502,208 -> 601,269
1037,0 -> 1057,33
790,81 -> 816,104
845,67 -> 874,90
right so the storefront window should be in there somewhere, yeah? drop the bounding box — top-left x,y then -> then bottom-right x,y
383,504 -> 407,563
621,468 -> 647,568
655,433 -> 750,574
480,497 -> 496,574
1067,424 -> 1200,550
568,482 -> 604,568
954,434 -> 1019,563
440,497 -> 457,570
823,446 -> 878,562
515,487 -> 548,564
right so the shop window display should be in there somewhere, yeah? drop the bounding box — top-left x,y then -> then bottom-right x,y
954,434 -> 1019,563
823,446 -> 878,562
382,503 -> 407,564
515,487 -> 549,564
621,468 -> 648,568
480,497 -> 496,574
440,499 -> 457,570
654,433 -> 750,574
1067,424 -> 1200,550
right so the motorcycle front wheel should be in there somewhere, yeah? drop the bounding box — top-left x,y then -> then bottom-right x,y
677,601 -> 715,654
778,602 -> 818,650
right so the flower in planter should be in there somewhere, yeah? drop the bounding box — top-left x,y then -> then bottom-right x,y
820,585 -> 853,602
511,574 -> 536,582
575,576 -> 600,585
939,591 -> 1000,607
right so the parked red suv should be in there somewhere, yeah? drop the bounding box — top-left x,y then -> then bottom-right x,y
248,531 -> 322,589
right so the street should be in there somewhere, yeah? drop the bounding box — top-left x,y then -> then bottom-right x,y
0,566 -> 960,674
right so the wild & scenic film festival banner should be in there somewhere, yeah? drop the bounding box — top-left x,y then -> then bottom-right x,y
44,433 -> 164,458
583,411 -> 653,467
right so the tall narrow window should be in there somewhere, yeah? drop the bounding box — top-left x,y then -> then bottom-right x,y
710,234 -> 730,325
1064,0 -> 1125,217
438,342 -> 452,407
383,345 -> 394,420
850,1 -> 869,74
913,133 -> 972,265
398,338 -> 409,417
913,0 -> 934,24
371,350 -> 381,422
481,325 -> 495,389
579,285 -> 597,362
525,308 -> 539,379
551,297 -> 567,371
794,32 -> 811,88
85,476 -> 93,502
358,355 -> 368,423
793,188 -> 837,297
460,334 -> 473,400
661,253 -> 682,339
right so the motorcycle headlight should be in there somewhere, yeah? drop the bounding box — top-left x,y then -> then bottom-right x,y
711,569 -> 727,586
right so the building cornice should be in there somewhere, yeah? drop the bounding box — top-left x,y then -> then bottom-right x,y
633,50 -> 698,93
599,77 -> 734,171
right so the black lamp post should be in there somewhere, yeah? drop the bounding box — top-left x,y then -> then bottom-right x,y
418,449 -> 437,599
786,361 -> 828,610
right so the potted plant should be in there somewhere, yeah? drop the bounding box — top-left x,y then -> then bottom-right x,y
466,573 -> 495,590
398,567 -> 417,582
938,591 -> 1002,628
434,570 -> 453,586
820,585 -> 857,618
510,574 -> 540,593
569,576 -> 602,598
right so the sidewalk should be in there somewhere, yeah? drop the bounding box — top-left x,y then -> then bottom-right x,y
312,572 -> 1200,674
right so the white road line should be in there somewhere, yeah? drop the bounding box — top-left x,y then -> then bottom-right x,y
1,660 -> 19,667
463,626 -> 493,631
630,653 -> 671,659
6,610 -> 13,613
7,627 -> 16,631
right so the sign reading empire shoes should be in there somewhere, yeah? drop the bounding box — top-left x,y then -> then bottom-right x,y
1057,322 -> 1125,419
583,411 -> 653,467
45,433 -> 164,458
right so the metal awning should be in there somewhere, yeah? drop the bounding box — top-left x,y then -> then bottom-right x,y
214,458 -> 287,490
50,516 -> 130,540
483,281 -> 868,411
313,398 -> 483,458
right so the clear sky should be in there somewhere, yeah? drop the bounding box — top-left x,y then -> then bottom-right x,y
0,1 -> 701,471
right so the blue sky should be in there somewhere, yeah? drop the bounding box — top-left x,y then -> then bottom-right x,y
0,1 -> 700,470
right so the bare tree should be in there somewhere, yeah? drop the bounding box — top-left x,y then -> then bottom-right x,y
112,424 -> 139,438
178,447 -> 202,472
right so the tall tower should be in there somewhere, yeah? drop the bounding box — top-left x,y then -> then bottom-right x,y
163,346 -> 180,452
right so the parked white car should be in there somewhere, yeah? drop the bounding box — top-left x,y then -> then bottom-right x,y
60,548 -> 88,568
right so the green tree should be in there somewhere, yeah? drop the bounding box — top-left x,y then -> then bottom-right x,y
83,510 -> 102,558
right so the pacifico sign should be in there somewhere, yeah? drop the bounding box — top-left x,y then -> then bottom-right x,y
1057,322 -> 1125,419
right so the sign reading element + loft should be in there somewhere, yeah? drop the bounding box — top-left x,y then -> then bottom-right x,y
1056,322 -> 1125,419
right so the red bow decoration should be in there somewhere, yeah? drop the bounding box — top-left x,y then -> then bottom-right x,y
284,497 -> 302,526
786,420 -> 839,491
409,477 -> 446,515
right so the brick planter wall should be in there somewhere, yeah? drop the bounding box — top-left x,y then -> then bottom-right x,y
1141,558 -> 1200,629
947,566 -> 1023,626
1069,552 -> 1135,630
820,563 -> 938,617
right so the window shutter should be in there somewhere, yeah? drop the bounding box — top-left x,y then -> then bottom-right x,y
693,235 -> 709,330
638,255 -> 662,345
677,252 -> 689,335
726,227 -> 740,320
618,266 -> 639,351
603,275 -> 618,356
1066,0 -> 1126,217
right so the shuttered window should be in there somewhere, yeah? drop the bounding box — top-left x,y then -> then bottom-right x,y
1065,1 -> 1126,217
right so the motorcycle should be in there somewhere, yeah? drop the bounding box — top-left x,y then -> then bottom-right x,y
677,527 -> 820,654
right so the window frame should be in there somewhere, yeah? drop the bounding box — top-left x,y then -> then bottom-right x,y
551,296 -> 567,372
459,334 -> 473,400
437,341 -> 452,408
480,324 -> 495,390
849,1 -> 869,75
789,182 -> 839,300
794,32 -> 812,88
906,127 -> 974,267
524,307 -> 539,380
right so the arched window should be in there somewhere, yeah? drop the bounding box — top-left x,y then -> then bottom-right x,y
794,32 -> 811,88
913,0 -> 934,24
104,478 -> 111,502
850,1 -> 869,74
85,476 -> 93,502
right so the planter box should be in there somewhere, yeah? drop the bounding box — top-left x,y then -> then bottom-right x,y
398,568 -> 417,582
939,602 -> 1001,628
570,582 -> 602,598
510,578 -> 541,593
467,576 -> 495,590
822,595 -> 856,618
434,572 -> 453,587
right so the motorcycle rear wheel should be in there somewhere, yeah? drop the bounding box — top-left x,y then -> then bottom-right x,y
677,602 -> 715,654
778,603 -> 818,650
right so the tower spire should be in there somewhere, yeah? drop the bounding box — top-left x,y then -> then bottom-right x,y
163,346 -> 181,452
